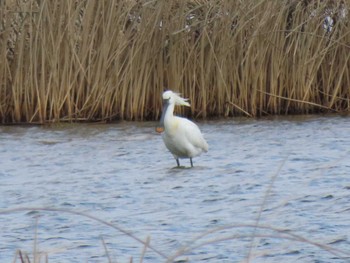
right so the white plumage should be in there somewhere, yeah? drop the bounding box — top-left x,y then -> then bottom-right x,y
156,90 -> 208,167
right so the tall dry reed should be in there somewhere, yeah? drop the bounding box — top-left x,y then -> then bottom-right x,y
0,0 -> 349,123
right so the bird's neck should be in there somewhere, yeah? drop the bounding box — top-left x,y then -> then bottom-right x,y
164,103 -> 175,126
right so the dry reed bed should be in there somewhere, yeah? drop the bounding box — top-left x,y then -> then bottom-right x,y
0,0 -> 349,123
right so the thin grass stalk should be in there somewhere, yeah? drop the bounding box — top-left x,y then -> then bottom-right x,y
166,221 -> 350,262
245,159 -> 287,261
100,236 -> 113,263
0,207 -> 169,260
139,236 -> 151,263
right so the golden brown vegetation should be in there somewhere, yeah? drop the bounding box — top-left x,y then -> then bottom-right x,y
0,0 -> 349,123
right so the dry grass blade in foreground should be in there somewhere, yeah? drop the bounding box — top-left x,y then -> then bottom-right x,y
1,0 -> 350,123
2,207 -> 350,262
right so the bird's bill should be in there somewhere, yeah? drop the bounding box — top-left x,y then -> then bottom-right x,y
155,99 -> 169,133
155,126 -> 164,133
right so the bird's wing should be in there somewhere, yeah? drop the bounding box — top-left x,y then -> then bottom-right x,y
178,117 -> 208,152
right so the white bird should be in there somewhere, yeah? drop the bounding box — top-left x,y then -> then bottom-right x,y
156,90 -> 208,167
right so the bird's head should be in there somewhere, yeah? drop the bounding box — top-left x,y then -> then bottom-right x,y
155,90 -> 190,133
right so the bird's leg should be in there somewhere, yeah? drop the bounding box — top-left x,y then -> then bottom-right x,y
190,158 -> 193,167
176,158 -> 180,167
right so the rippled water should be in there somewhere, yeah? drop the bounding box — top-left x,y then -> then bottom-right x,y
0,115 -> 349,262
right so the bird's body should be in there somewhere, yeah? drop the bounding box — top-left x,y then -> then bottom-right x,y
156,90 -> 208,167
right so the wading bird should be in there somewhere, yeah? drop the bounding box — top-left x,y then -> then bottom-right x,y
156,90 -> 208,167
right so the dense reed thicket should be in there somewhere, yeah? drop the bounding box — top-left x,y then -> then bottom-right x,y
0,0 -> 349,123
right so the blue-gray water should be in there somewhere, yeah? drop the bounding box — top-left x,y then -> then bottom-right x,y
0,115 -> 349,262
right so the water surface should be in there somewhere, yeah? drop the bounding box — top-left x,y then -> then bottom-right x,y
0,115 -> 349,262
